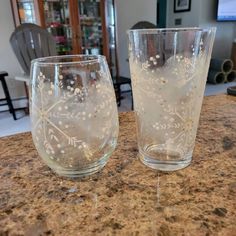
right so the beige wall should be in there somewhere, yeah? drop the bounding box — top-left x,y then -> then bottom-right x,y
0,0 -> 25,105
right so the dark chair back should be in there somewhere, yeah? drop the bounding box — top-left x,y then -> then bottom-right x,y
10,23 -> 57,75
131,21 -> 156,30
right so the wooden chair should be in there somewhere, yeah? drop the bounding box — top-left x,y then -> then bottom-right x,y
9,23 -> 57,110
113,76 -> 133,109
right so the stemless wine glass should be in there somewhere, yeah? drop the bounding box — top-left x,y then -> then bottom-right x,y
30,55 -> 119,177
128,28 -> 216,171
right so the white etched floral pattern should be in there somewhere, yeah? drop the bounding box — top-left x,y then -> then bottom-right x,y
31,69 -> 118,168
130,48 -> 208,158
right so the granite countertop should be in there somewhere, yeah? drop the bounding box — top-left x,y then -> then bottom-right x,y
0,94 -> 235,236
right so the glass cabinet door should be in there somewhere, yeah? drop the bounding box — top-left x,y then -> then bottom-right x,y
16,0 -> 37,24
43,0 -> 73,55
78,0 -> 103,55
78,0 -> 118,77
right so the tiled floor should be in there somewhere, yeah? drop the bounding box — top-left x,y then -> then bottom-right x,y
0,110 -> 30,137
0,82 -> 236,138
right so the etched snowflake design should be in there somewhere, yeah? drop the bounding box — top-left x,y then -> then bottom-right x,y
130,53 -> 204,156
161,103 -> 197,155
31,73 -> 88,159
31,72 -> 116,164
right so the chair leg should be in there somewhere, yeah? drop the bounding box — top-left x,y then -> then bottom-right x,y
1,77 -> 17,120
24,82 -> 29,114
129,83 -> 133,110
114,84 -> 121,106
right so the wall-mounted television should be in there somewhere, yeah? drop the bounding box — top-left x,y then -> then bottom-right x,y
217,0 -> 236,21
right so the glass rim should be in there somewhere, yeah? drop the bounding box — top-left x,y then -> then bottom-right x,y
127,27 -> 216,34
31,54 -> 106,66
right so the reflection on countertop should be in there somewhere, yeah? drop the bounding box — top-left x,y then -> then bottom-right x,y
0,94 -> 235,235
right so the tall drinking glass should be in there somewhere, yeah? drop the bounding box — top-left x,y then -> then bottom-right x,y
30,55 -> 119,177
128,28 -> 216,171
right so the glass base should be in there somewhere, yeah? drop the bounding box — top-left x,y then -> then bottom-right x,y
139,147 -> 192,171
48,155 -> 110,178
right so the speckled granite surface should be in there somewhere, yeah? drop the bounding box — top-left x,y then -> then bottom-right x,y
0,94 -> 235,236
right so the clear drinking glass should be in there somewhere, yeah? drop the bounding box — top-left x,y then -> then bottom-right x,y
30,55 -> 119,177
128,28 -> 216,171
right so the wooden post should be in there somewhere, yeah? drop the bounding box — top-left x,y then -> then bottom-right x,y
10,0 -> 20,27
113,0 -> 119,78
101,0 -> 109,63
70,0 -> 82,54
37,0 -> 46,27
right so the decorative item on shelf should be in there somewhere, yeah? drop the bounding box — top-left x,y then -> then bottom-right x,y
91,47 -> 100,55
207,58 -> 236,84
47,22 -> 72,55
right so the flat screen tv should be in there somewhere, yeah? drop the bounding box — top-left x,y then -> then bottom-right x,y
217,0 -> 236,21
